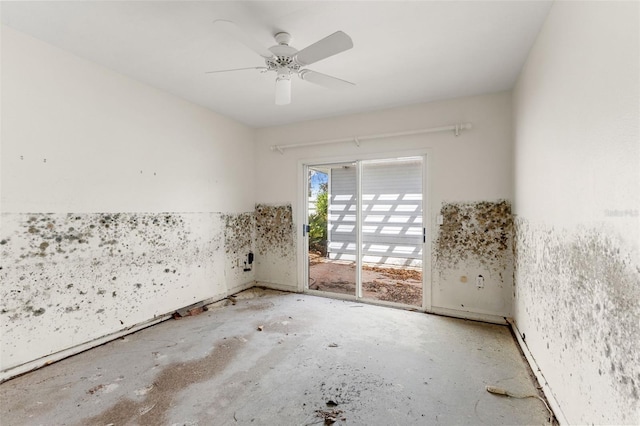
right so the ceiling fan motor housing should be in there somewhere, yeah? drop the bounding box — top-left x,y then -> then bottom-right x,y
268,35 -> 299,72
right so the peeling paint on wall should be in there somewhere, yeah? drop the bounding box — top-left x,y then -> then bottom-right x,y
514,218 -> 640,424
255,204 -> 296,288
0,212 -> 231,372
433,201 -> 513,316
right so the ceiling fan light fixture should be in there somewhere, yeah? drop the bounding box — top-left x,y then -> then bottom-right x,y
275,72 -> 291,105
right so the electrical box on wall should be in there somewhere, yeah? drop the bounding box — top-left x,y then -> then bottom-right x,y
476,275 -> 484,289
244,252 -> 254,272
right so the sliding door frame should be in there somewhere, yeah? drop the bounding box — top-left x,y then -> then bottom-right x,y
297,148 -> 433,312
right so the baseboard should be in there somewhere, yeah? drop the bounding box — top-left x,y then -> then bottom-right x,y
507,318 -> 567,425
429,306 -> 508,325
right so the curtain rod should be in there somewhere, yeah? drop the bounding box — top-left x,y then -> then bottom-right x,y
269,122 -> 472,154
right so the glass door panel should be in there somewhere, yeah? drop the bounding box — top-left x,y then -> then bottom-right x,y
360,158 -> 423,306
307,163 -> 357,297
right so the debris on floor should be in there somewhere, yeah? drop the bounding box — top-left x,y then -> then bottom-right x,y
257,325 -> 264,331
485,385 -> 555,424
328,343 -> 339,348
173,302 -> 208,319
87,384 -> 104,395
187,306 -> 206,316
315,408 -> 345,425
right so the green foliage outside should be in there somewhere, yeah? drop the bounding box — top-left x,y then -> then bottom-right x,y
309,182 -> 328,255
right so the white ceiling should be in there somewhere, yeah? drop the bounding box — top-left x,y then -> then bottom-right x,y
1,1 -> 552,128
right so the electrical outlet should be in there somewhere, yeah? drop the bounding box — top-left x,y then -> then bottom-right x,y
476,275 -> 484,289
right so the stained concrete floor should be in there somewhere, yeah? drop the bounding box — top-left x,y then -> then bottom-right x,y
0,289 -> 551,425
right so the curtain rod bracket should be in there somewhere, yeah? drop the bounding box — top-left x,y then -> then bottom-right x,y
354,137 -> 360,147
270,145 -> 284,154
454,124 -> 460,137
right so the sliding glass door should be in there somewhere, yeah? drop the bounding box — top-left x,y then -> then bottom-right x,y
307,163 -> 357,297
305,156 -> 425,308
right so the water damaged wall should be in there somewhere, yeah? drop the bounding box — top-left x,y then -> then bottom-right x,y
514,219 -> 640,423
0,211 -> 257,374
434,200 -> 513,317
512,2 -> 639,421
255,204 -> 296,290
222,212 -> 256,294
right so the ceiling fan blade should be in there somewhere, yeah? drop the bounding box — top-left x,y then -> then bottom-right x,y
205,67 -> 267,74
299,70 -> 355,90
294,31 -> 353,66
213,20 -> 274,59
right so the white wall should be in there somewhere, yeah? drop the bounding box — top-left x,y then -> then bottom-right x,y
513,1 -> 640,424
0,27 -> 255,376
1,27 -> 254,214
254,92 -> 514,319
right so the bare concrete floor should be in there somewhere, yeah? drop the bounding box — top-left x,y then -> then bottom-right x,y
1,289 -> 550,425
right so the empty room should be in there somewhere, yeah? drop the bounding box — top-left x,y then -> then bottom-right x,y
1,1 -> 638,425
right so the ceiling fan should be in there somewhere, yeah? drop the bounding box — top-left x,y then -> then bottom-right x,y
208,20 -> 355,105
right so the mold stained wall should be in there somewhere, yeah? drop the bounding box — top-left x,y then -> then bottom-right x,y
254,92 -> 514,319
254,203 -> 295,289
0,27 -> 256,373
513,2 -> 640,424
